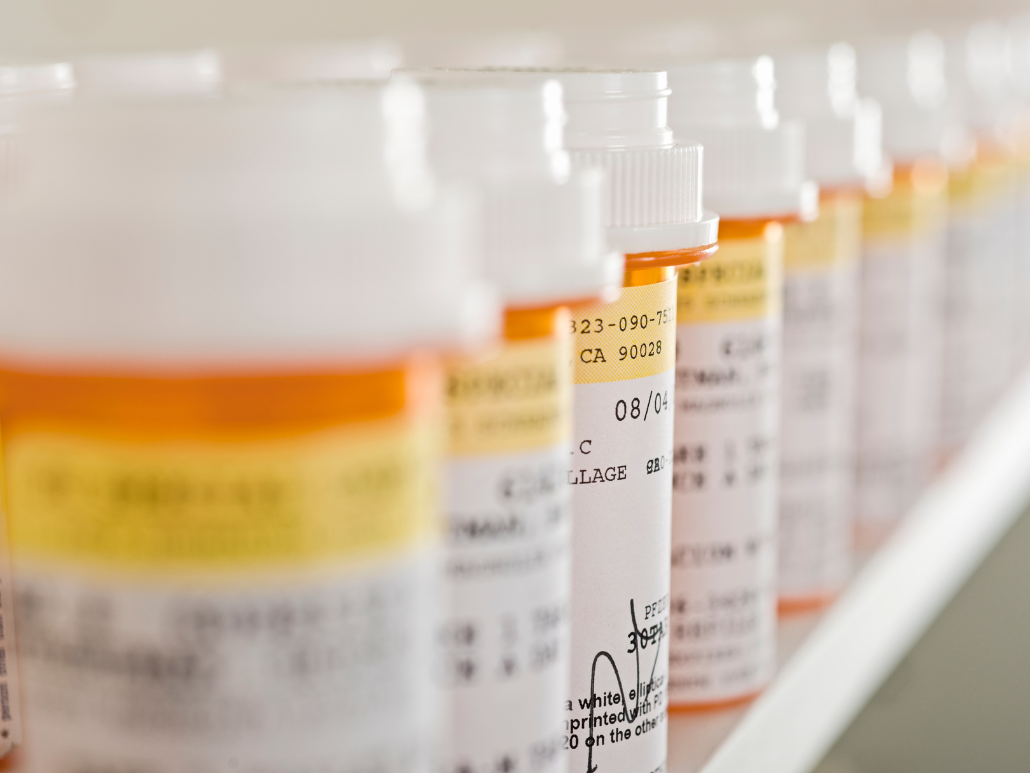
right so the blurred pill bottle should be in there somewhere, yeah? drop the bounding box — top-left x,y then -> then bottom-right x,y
0,80 -> 498,772
0,61 -> 77,766
936,21 -> 1022,464
399,71 -> 623,773
784,41 -> 947,549
501,67 -> 716,773
772,45 -> 886,584
663,56 -> 814,708
1005,14 -> 1030,366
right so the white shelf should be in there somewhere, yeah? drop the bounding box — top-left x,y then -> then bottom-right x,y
668,367 -> 1030,773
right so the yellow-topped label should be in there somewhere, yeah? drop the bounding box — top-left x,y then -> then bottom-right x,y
865,179 -> 947,241
572,278 -> 677,385
447,336 -> 570,457
5,417 -> 438,573
948,155 -> 1013,215
677,232 -> 782,324
784,194 -> 862,270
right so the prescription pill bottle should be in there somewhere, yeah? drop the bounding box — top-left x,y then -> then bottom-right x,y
0,62 -> 77,762
0,82 -> 497,772
940,142 -> 1014,451
859,161 -> 948,542
854,44 -> 948,546
521,68 -> 717,773
774,45 -> 885,592
403,72 -> 622,773
856,32 -> 958,536
937,22 -> 1021,460
777,189 -> 862,603
664,57 -> 815,706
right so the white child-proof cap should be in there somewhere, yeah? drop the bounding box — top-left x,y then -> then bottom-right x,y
493,69 -> 718,256
857,32 -> 960,164
398,70 -> 623,307
774,43 -> 886,189
73,49 -> 223,96
554,69 -> 718,255
666,56 -> 817,221
0,79 -> 497,371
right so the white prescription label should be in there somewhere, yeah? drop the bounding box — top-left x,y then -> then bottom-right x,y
567,278 -> 676,773
0,508 -> 21,758
857,181 -> 946,539
668,233 -> 781,705
941,165 -> 1017,453
14,559 -> 437,773
779,197 -> 860,603
4,417 -> 440,772
442,335 -> 571,773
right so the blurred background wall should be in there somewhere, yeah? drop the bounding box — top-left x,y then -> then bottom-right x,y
3,0 -> 1030,58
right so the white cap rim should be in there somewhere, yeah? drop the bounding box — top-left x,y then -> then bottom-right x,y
501,250 -> 625,307
706,180 -> 819,221
609,210 -> 719,255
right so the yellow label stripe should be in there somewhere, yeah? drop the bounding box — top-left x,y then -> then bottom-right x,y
446,336 -> 571,457
6,419 -> 438,572
784,195 -> 862,270
677,234 -> 781,324
864,182 -> 947,241
572,278 -> 677,385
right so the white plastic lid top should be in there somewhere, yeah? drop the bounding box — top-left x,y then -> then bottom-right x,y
0,63 -> 75,131
0,80 -> 497,372
401,70 -> 622,306
857,32 -> 957,163
498,68 -> 717,255
943,20 -> 1017,140
223,39 -> 403,84
0,63 -> 75,96
775,43 -> 885,188
667,57 -> 817,221
73,49 -> 222,97
400,70 -> 571,179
